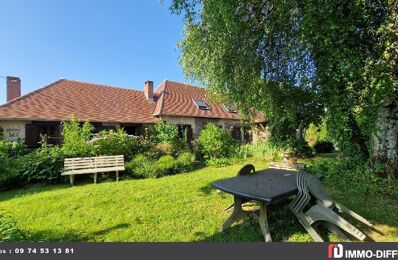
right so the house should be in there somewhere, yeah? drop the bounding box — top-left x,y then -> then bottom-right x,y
0,76 -> 267,147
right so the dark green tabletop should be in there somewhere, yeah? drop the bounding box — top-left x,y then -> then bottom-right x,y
212,168 -> 298,204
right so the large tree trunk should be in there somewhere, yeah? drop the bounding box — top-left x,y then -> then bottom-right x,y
372,94 -> 398,166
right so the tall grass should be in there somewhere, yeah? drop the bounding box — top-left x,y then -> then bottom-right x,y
0,210 -> 30,242
242,142 -> 283,161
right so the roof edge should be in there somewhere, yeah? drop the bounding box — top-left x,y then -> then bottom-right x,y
0,79 -> 66,109
152,80 -> 169,116
62,79 -> 145,93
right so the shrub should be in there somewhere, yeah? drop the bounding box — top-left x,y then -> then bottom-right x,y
126,152 -> 196,179
0,157 -> 20,190
17,146 -> 64,185
145,145 -> 164,160
314,141 -> 334,153
308,157 -> 398,200
154,142 -> 175,156
206,157 -> 232,167
305,120 -> 330,146
191,140 -> 205,162
0,211 -> 30,242
0,144 -> 65,190
0,140 -> 29,158
291,139 -> 314,158
198,123 -> 234,159
152,155 -> 177,177
93,129 -> 145,161
154,122 -> 180,144
125,154 -> 156,179
176,151 -> 194,172
232,144 -> 253,161
61,118 -> 94,157
0,127 -> 3,140
248,141 -> 283,161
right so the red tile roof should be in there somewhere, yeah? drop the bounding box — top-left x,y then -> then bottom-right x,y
153,80 -> 265,122
0,79 -> 159,123
0,79 -> 265,123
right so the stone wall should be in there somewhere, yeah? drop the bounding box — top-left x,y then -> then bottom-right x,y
160,115 -> 246,139
0,120 -> 30,141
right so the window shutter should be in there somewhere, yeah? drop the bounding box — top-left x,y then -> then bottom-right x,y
25,124 -> 39,148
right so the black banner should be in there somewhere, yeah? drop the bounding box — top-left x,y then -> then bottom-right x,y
0,242 -> 397,260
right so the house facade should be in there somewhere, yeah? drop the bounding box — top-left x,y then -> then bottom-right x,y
0,76 -> 266,147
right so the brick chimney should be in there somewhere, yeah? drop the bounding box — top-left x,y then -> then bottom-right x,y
144,80 -> 154,102
6,76 -> 21,102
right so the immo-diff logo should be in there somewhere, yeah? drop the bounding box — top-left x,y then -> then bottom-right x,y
328,243 -> 398,259
328,244 -> 344,259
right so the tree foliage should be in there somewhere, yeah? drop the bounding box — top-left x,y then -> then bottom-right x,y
61,118 -> 94,157
171,0 -> 398,169
93,129 -> 144,161
197,123 -> 234,159
154,122 -> 180,145
305,121 -> 330,146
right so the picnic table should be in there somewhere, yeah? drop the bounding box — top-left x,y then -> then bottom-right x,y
212,168 -> 298,242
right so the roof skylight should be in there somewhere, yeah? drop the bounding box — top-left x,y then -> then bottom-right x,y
224,104 -> 237,113
193,99 -> 210,110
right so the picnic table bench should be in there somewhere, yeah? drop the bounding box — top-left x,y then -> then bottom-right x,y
61,155 -> 125,186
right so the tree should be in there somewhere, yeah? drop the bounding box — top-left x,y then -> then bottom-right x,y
61,118 -> 94,157
154,122 -> 180,144
171,0 -> 397,170
171,1 -> 324,146
367,4 -> 398,164
198,123 -> 233,159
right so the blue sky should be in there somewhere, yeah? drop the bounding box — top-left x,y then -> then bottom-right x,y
0,0 -> 186,104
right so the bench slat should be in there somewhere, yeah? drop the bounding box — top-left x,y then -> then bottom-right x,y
65,156 -> 123,161
64,161 -> 124,166
61,166 -> 125,176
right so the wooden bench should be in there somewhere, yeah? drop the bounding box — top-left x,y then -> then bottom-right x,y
61,155 -> 125,186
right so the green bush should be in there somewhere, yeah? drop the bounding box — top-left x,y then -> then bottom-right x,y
0,146 -> 64,190
17,147 -> 64,185
154,142 -> 175,156
61,118 -> 94,158
305,120 -> 330,146
314,141 -> 334,153
0,211 -> 30,242
291,139 -> 314,158
0,157 -> 20,190
206,157 -> 232,167
198,123 -> 235,159
154,122 -> 180,145
248,141 -> 283,161
0,140 -> 29,158
93,129 -> 146,161
191,140 -> 205,161
153,155 -> 177,177
126,152 -> 196,179
125,154 -> 156,179
176,152 -> 194,172
308,157 -> 398,200
232,144 -> 253,161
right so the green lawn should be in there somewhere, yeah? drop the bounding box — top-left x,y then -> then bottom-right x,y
0,157 -> 397,242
